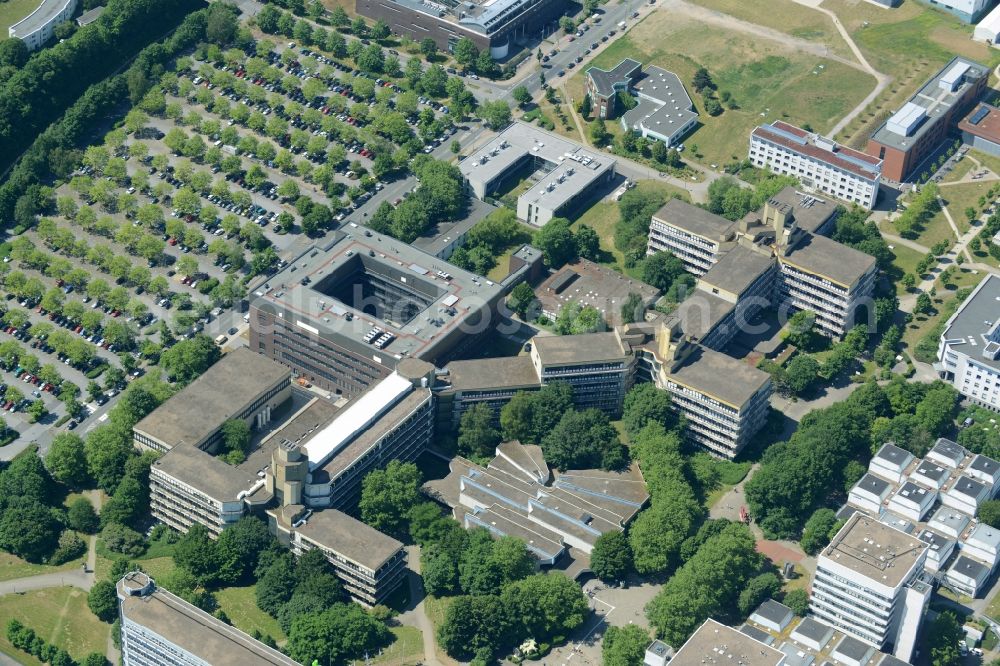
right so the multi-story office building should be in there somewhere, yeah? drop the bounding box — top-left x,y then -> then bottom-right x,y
647,199 -> 737,275
250,230 -> 502,397
585,58 -> 642,120
133,348 -> 291,454
529,330 -> 636,416
275,509 -> 407,606
117,571 -> 298,666
356,0 -> 566,57
936,274 -> 1000,410
459,122 -> 616,226
534,258 -> 661,327
8,0 -> 78,50
749,121 -> 883,210
811,514 -> 930,660
438,355 -> 541,427
866,57 -> 988,181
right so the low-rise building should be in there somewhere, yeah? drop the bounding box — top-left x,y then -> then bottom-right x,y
8,0 -> 78,50
585,58 -> 641,120
749,121 -> 882,209
669,619 -> 786,666
535,259 -> 661,327
459,122 -> 616,226
936,274 -> 1000,409
869,443 -> 915,484
975,4 -> 1000,43
117,571 -> 298,666
75,5 -> 102,25
916,0 -> 998,23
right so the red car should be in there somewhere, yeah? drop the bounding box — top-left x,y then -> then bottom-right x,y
168,237 -> 178,246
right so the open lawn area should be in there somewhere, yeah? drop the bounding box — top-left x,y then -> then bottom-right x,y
0,587 -> 109,665
965,150 -> 1000,178
0,552 -> 86,584
423,595 -> 455,634
0,0 -> 43,34
568,180 -> 690,273
371,626 -> 424,665
922,180 -> 986,246
887,242 -> 924,293
693,0 -> 853,59
565,10 -> 876,168
215,585 -> 286,643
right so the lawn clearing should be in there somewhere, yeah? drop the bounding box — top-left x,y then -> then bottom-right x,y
0,552 -> 86,584
215,585 -> 287,643
0,0 -> 44,35
0,587 -> 109,664
566,10 -> 875,168
370,626 -> 424,665
423,595 -> 455,633
887,242 -> 924,295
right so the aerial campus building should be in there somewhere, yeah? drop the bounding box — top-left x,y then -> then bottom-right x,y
917,0 -> 998,23
355,0 -> 566,57
249,227 -> 503,398
138,349 -> 436,605
811,514 -> 931,661
8,0 -> 78,50
647,187 -> 878,339
585,59 -> 698,147
936,274 -> 1000,410
459,121 -> 616,226
866,56 -> 988,181
117,571 -> 298,666
534,258 -> 661,327
424,440 -> 648,563
749,121 -> 883,210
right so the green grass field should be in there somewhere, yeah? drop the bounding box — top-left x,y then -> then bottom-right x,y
215,585 -> 287,643
0,552 -> 86,584
887,242 -> 924,294
565,10 -> 876,167
0,587 -> 109,665
371,626 -> 424,665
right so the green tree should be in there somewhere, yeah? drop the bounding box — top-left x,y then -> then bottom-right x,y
479,100 -> 511,130
0,505 -> 61,562
221,419 -> 251,456
979,499 -> 1000,529
159,335 -> 222,385
641,252 -> 686,292
45,433 -> 89,488
174,523 -> 221,586
437,594 -> 511,661
622,383 -> 676,437
216,516 -> 277,585
68,497 -> 100,534
512,86 -> 531,107
88,580 -> 119,623
507,281 -> 537,319
358,461 -> 422,536
927,611 -> 963,666
534,217 -> 578,268
590,531 -> 632,583
603,625 -> 651,666
737,572 -> 782,616
542,408 -> 627,470
785,310 -> 816,349
800,508 -> 839,555
287,604 -> 391,665
500,572 -> 588,641
783,589 -> 809,616
590,118 -> 609,144
457,403 -> 500,461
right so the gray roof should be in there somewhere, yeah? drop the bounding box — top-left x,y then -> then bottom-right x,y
9,0 -> 74,37
444,356 -> 539,392
833,635 -> 874,663
836,505 -> 859,521
779,643 -> 815,666
622,66 -> 698,141
767,188 -> 838,235
532,331 -> 627,366
739,624 -> 775,645
918,528 -> 956,553
752,599 -> 793,625
252,230 -> 502,364
781,233 -> 876,289
293,509 -> 403,572
874,442 -> 912,466
698,245 -> 775,297
791,617 -> 834,646
971,453 -> 1000,477
914,461 -> 949,483
671,620 -> 784,666
950,474 -> 987,499
133,348 -> 289,450
853,473 -> 890,497
465,505 -> 564,561
673,290 -> 734,342
536,259 -> 661,326
76,5 -> 104,25
940,274 -> 1000,372
821,514 -> 928,587
870,57 -> 989,153
665,345 -> 771,409
151,446 -> 260,500
652,199 -> 736,241
950,554 -> 990,580
586,58 -> 641,97
930,437 -> 968,465
117,573 -> 299,666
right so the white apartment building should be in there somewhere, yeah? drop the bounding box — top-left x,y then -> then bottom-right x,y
8,0 -> 78,50
117,572 -> 298,666
749,121 -> 883,210
647,198 -> 736,275
937,274 -> 1000,410
811,514 -> 930,660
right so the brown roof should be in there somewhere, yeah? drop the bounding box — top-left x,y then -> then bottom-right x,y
753,121 -> 881,180
960,103 -> 1000,143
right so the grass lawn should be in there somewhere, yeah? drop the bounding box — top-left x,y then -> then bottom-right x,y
0,587 -> 109,664
423,595 -> 455,633
0,552 -> 86,584
568,180 -> 690,273
215,585 -> 287,643
965,149 -> 1000,177
370,626 -> 424,665
887,242 -> 924,288
987,589 -> 1000,622
0,0 -> 42,34
693,0 -> 852,59
940,266 -> 987,292
565,9 -> 875,168
941,153 -> 977,184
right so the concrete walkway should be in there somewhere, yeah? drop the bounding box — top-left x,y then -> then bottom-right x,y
396,546 -> 445,666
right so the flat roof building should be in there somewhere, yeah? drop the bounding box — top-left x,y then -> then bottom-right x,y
936,274 -> 1000,410
866,57 -> 988,181
250,230 -> 502,397
959,102 -> 1000,157
117,571 -> 299,666
75,5 -> 102,25
9,0 -> 78,50
535,259 -> 661,326
916,0 -> 998,23
622,65 -> 699,148
460,122 -> 616,226
530,330 -> 636,416
750,121 -> 882,210
669,619 -> 786,666
648,198 -> 737,275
